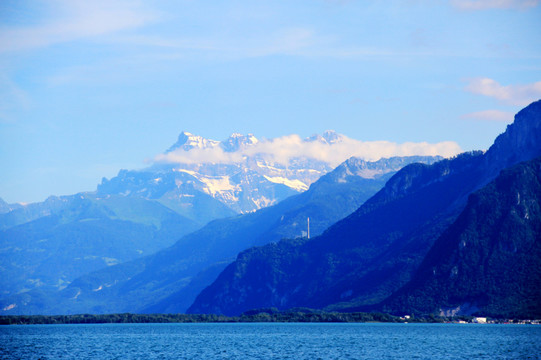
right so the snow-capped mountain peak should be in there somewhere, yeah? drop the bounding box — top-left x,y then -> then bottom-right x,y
220,133 -> 259,152
166,131 -> 219,153
110,130 -> 453,215
307,130 -> 344,144
321,130 -> 343,144
166,131 -> 260,154
106,130 -> 345,214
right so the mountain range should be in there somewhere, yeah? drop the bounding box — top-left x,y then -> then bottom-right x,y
2,100 -> 539,319
0,193 -> 200,306
0,130 -> 349,311
188,100 -> 541,318
100,131 -> 343,217
0,155 -> 439,314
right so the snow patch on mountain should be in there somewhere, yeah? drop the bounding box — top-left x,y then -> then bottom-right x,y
264,175 -> 309,192
100,131 -> 459,215
252,196 -> 274,209
199,176 -> 238,198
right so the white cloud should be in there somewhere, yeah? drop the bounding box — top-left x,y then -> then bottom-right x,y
155,146 -> 244,165
0,0 -> 158,53
461,110 -> 515,122
465,78 -> 541,106
451,0 -> 540,10
155,133 -> 462,168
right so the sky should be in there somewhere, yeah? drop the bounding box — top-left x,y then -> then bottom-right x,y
1,0 -> 540,203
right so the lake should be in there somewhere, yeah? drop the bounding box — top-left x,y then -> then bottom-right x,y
1,323 -> 540,359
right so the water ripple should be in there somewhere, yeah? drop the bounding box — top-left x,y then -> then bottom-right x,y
1,323 -> 540,359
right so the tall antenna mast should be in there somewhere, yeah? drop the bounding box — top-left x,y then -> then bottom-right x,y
307,217 -> 310,239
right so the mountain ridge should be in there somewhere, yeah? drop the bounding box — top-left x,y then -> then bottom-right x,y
0,193 -> 200,305
188,100 -> 541,317
0,155 -> 440,315
99,131 -> 354,215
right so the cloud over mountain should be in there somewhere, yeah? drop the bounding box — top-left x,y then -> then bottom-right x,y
154,132 -> 462,168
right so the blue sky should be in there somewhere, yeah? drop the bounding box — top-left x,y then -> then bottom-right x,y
1,0 -> 540,203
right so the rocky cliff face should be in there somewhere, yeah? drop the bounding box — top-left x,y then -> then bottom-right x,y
484,100 -> 541,178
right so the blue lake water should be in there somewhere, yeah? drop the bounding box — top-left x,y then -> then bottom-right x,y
1,322 -> 540,359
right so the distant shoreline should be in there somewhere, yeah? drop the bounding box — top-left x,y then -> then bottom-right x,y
2,311 -> 531,325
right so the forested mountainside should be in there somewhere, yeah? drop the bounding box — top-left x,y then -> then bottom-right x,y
381,157 -> 541,318
189,100 -> 541,317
